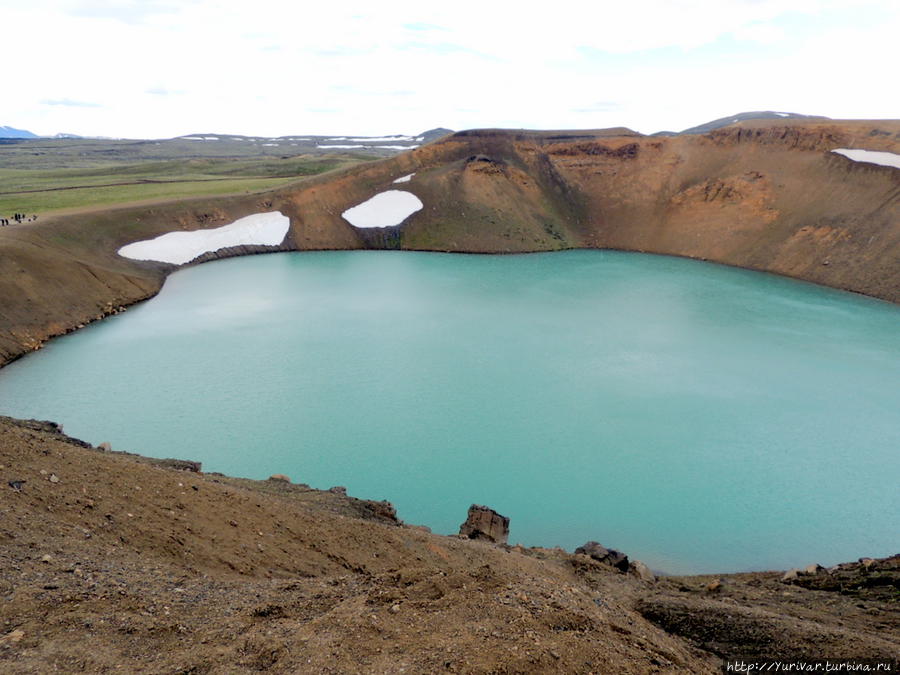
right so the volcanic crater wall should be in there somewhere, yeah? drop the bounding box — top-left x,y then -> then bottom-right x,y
0,120 -> 897,366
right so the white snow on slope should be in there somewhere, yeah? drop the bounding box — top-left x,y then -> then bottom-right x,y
341,190 -> 423,228
317,144 -> 365,149
118,212 -> 290,265
393,173 -> 415,183
348,135 -> 414,142
831,148 -> 900,170
376,145 -> 419,150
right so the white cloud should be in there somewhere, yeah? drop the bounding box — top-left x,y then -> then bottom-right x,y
3,0 -> 898,137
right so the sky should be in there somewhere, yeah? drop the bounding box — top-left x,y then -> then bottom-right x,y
3,0 -> 898,138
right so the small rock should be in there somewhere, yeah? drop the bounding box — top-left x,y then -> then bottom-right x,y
268,474 -> 291,483
48,474 -> 60,483
97,442 -> 112,452
781,569 -> 799,582
390,604 -> 401,614
1,629 -> 24,644
7,480 -> 25,491
628,560 -> 656,583
459,504 -> 510,545
574,541 -> 630,572
803,563 -> 825,576
41,554 -> 53,564
229,519 -> 238,527
705,579 -> 724,593
328,486 -> 347,495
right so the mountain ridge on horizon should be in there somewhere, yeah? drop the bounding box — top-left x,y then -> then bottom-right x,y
0,112 -> 862,142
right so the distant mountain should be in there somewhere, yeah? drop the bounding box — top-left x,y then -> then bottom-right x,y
419,128 -> 454,142
678,111 -> 829,135
0,126 -> 38,139
52,133 -> 83,139
170,128 -> 454,156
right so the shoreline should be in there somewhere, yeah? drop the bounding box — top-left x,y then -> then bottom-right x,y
1,248 -> 897,576
1,412 -> 896,671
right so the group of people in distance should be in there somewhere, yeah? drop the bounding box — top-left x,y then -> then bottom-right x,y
1,213 -> 37,226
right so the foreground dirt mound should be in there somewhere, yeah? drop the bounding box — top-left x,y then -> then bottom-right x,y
1,417 -> 896,673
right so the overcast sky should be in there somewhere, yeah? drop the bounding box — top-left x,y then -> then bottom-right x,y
4,0 -> 898,138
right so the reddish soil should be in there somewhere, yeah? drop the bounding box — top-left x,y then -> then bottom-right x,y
1,417 -> 896,673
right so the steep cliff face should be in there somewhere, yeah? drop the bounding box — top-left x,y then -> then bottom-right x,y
0,120 -> 897,366
389,121 -> 899,301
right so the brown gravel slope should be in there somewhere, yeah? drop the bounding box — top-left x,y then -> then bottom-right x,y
0,416 -> 715,674
1,417 -> 897,673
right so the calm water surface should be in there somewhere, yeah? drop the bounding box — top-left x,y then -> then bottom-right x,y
1,250 -> 897,574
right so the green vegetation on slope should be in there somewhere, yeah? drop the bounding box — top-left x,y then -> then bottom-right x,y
0,139 -> 379,215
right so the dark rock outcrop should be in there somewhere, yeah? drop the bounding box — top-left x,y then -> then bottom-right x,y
0,415 -> 92,448
459,504 -> 509,544
146,458 -> 202,472
575,541 -> 630,572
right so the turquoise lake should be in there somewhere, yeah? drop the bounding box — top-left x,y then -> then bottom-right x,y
1,250 -> 897,574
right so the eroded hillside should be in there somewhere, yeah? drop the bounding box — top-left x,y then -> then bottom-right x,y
0,119 -> 898,366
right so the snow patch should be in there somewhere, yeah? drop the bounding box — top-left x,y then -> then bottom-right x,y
775,112 -> 790,117
118,212 -> 290,265
317,144 -> 365,149
341,190 -> 423,228
393,173 -> 415,183
376,145 -> 419,150
181,136 -> 204,140
831,148 -> 900,170
349,135 -> 413,142
261,143 -> 278,146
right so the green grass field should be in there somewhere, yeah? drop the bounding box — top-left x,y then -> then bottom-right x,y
0,138 -> 379,216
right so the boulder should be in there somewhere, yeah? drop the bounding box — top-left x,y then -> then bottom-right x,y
705,579 -> 724,593
575,541 -> 630,572
459,504 -> 510,545
98,442 -> 112,452
268,474 -> 291,483
628,559 -> 656,583
781,569 -> 800,582
576,541 -> 610,560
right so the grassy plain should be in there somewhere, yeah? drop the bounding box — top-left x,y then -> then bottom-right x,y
0,136 -> 379,216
